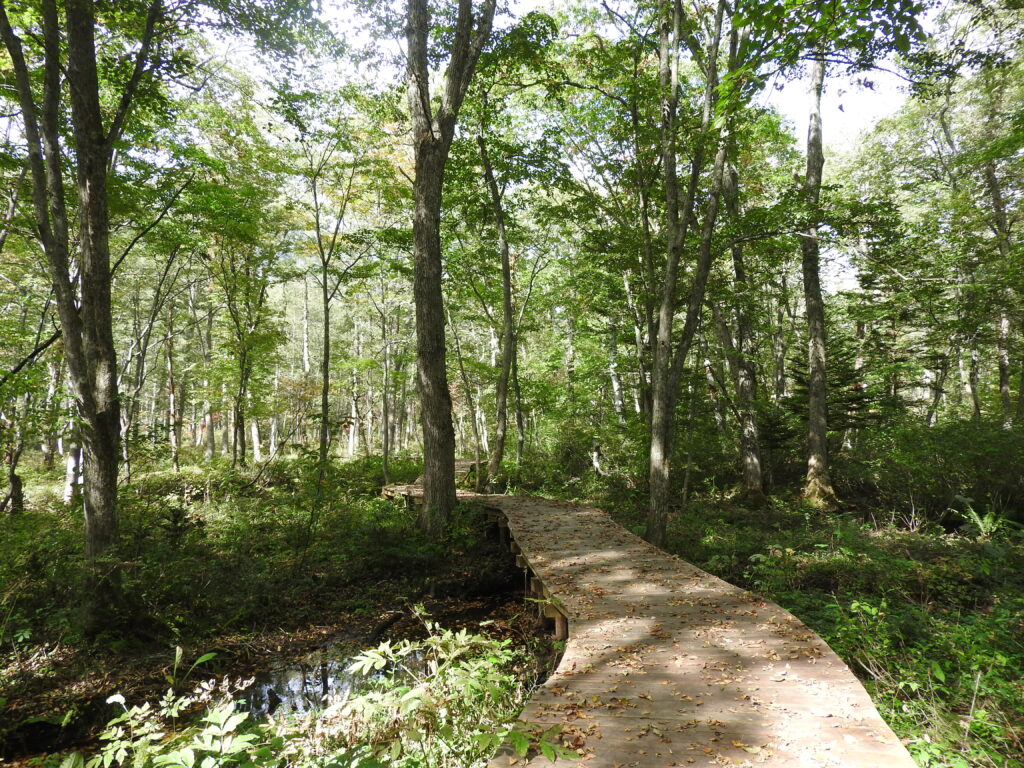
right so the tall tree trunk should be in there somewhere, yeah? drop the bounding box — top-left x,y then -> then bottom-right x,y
411,143 -> 457,532
997,312 -> 1011,425
302,275 -> 311,378
250,417 -> 262,462
269,371 -> 279,457
41,358 -> 62,470
63,0 -> 120,570
723,161 -> 764,502
63,420 -> 83,503
478,135 -> 514,488
448,306 -> 482,492
4,452 -> 24,515
381,315 -> 392,484
772,277 -> 791,402
512,349 -> 525,465
566,308 -> 576,404
477,385 -> 490,452
363,384 -> 374,455
2,0 -> 163,629
649,136 -> 729,544
222,383 -> 231,456
984,155 -> 1015,426
348,391 -> 359,457
202,304 -> 216,460
319,271 -> 331,468
349,329 -> 361,457
968,346 -> 982,420
609,323 -> 625,422
624,276 -> 649,415
406,0 -> 495,534
2,393 -> 29,515
396,374 -> 409,452
800,56 -> 838,509
646,0 -> 726,548
926,353 -> 950,427
234,360 -> 248,466
630,102 -> 656,421
166,301 -> 180,473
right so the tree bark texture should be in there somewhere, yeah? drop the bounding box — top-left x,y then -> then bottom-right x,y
983,160 -> 1014,426
478,134 -> 515,488
801,56 -> 838,509
647,0 -> 728,547
320,273 -> 331,467
406,0 -> 495,533
0,0 -> 159,592
448,306 -> 483,492
723,162 -> 765,502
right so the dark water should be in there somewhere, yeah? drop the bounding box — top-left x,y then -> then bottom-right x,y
242,642 -> 362,716
242,642 -> 426,717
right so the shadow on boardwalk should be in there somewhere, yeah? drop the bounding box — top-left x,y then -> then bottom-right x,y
385,483 -> 916,768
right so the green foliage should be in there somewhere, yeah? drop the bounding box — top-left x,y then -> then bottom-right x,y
847,419 -> 1024,523
734,0 -> 927,73
5,2 -> 1024,767
73,679 -> 278,768
311,615 -> 551,767
0,456 -> 437,646
787,342 -> 875,433
826,595 -> 1024,768
64,619 -> 554,768
955,500 -> 1022,542
114,457 -> 441,636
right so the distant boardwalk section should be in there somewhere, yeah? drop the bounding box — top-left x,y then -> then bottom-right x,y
384,479 -> 915,768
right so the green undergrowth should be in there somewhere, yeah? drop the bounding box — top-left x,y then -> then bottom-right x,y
47,616 -> 569,768
1,454 -> 435,648
658,498 -> 1024,767
2,452 -> 531,759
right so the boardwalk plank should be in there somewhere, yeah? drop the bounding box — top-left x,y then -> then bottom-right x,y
384,482 -> 915,768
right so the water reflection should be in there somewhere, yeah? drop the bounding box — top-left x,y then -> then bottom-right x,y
243,644 -> 360,716
242,643 -> 427,717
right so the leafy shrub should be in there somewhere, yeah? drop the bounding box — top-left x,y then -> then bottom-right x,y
309,617 -> 538,767
848,419 -> 1024,524
64,619 -> 565,768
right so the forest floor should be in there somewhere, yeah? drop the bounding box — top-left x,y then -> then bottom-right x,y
1,595 -> 538,763
0,456 -> 553,765
3,454 -> 1024,768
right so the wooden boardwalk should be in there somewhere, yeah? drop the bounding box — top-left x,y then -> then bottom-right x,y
384,479 -> 916,768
